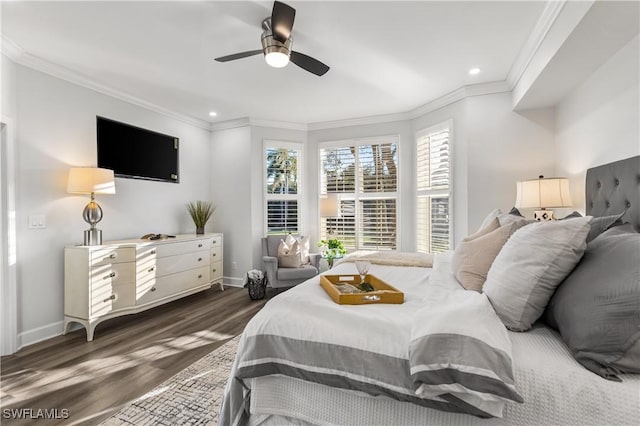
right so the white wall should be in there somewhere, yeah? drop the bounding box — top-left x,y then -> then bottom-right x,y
209,125 -> 252,286
556,35 -> 640,213
14,65 -> 211,344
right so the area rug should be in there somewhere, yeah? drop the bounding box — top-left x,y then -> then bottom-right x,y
101,335 -> 240,425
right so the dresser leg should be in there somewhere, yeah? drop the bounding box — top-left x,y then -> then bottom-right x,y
219,282 -> 225,291
86,321 -> 98,342
62,318 -> 73,335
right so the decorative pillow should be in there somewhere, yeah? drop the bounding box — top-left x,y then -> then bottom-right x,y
452,220 -> 523,292
560,210 -> 627,242
543,224 -> 640,380
483,217 -> 591,331
298,235 -> 311,265
478,208 -> 532,231
278,239 -> 302,268
277,237 -> 301,268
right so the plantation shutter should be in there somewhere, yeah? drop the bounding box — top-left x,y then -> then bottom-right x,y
416,126 -> 451,253
265,144 -> 302,234
320,138 -> 398,251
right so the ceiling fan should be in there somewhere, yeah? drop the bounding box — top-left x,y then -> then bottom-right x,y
214,1 -> 330,76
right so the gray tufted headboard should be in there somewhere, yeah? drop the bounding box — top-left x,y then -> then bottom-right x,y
585,155 -> 640,231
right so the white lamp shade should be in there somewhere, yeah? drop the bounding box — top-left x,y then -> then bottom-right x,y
515,177 -> 572,209
320,194 -> 340,217
67,167 -> 116,195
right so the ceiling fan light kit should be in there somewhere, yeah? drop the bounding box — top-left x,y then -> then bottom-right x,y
214,1 -> 329,77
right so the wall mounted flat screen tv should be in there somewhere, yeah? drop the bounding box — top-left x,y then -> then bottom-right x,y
97,116 -> 179,183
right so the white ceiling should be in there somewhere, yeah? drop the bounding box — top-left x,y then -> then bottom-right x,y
1,1 -> 546,125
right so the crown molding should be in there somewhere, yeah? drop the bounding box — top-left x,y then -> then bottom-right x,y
1,35 -> 24,61
506,0 -> 567,89
1,35 -> 211,130
307,111 -> 407,132
248,118 -> 307,131
308,80 -> 510,131
209,117 -> 251,131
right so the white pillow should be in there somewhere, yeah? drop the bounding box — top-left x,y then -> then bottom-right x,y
483,216 -> 591,331
298,235 -> 311,265
278,238 -> 302,268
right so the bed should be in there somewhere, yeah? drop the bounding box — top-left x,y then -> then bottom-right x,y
221,156 -> 640,426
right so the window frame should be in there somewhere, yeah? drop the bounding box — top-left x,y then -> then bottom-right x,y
263,140 -> 304,235
318,135 -> 401,251
415,120 -> 454,253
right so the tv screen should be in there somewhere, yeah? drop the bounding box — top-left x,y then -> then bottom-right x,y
97,116 -> 179,183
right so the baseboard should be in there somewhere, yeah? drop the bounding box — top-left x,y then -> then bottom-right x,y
17,320 -> 64,351
224,276 -> 244,287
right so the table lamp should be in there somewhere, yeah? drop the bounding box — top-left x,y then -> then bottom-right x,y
515,175 -> 572,221
67,167 -> 116,245
320,194 -> 340,235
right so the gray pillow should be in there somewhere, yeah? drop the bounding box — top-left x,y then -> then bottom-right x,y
543,224 -> 640,380
559,210 -> 627,242
483,217 -> 591,331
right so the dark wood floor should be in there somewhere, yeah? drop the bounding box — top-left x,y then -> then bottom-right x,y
1,286 -> 270,425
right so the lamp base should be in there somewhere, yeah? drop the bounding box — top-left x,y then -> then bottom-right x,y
84,228 -> 102,246
534,210 -> 555,221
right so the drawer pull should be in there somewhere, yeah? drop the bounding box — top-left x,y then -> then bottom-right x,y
198,243 -> 203,248
212,253 -> 216,257
198,257 -> 203,262
212,240 -> 217,244
103,272 -> 116,279
109,253 -> 117,259
212,268 -> 217,273
151,287 -> 157,292
198,274 -> 203,279
148,267 -> 155,272
103,294 -> 116,303
150,249 -> 157,255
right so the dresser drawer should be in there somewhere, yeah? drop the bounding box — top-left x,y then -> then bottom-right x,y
91,247 -> 136,266
136,266 -> 210,306
210,246 -> 222,262
90,281 -> 135,317
137,238 -> 212,260
137,251 -> 209,279
211,260 -> 223,281
211,236 -> 222,247
90,262 -> 135,287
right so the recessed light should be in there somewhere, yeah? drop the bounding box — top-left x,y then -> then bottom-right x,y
209,111 -> 217,117
468,68 -> 481,75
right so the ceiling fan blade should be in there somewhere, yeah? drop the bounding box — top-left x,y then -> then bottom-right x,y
214,50 -> 263,62
290,51 -> 330,76
271,1 -> 296,43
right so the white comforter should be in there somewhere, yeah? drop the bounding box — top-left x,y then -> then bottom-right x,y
220,253 -> 522,425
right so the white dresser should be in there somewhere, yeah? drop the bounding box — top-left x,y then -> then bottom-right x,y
64,233 -> 223,341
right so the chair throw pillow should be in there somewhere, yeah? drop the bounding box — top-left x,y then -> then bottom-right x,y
278,238 -> 302,268
483,216 -> 591,331
452,219 -> 524,293
298,235 -> 311,265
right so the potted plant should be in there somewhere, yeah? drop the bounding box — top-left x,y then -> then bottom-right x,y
317,237 -> 347,268
186,201 -> 216,235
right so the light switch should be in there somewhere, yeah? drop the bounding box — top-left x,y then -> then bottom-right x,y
28,214 -> 46,229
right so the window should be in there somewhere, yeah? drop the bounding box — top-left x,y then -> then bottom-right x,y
416,123 -> 452,253
265,142 -> 302,234
319,137 -> 398,251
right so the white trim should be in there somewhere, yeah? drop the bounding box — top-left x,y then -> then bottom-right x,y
263,140 -> 305,236
17,321 -> 65,351
210,117 -> 251,131
224,276 -> 244,287
1,36 -> 211,130
506,0 -> 567,89
414,119 -> 454,253
309,81 -> 509,131
249,118 -> 307,131
0,116 -> 18,355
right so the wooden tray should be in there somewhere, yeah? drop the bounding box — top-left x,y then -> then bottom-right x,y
320,274 -> 404,305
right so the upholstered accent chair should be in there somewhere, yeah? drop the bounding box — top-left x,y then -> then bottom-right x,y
262,234 -> 320,288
